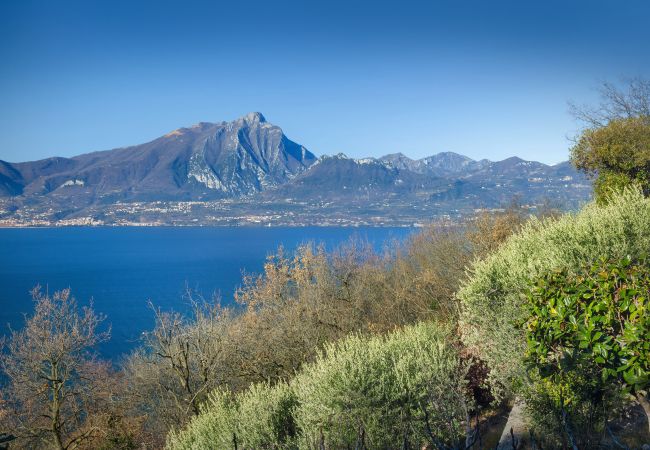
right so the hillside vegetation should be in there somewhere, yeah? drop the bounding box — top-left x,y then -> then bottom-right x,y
459,189 -> 650,400
167,322 -> 467,449
2,79 -> 649,449
164,190 -> 650,450
3,189 -> 650,449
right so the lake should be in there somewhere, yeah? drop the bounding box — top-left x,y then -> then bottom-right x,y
0,227 -> 413,360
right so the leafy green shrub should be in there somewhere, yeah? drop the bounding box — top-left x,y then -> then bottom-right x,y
523,256 -> 649,443
168,322 -> 470,449
166,389 -> 236,450
523,367 -> 624,449
458,188 -> 650,399
525,256 -> 649,395
237,382 -> 298,449
292,321 -> 469,449
166,381 -> 297,450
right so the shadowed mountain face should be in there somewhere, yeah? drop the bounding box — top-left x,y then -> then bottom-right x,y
267,154 -> 449,201
0,112 -> 316,202
379,152 -> 489,176
265,153 -> 591,209
0,112 -> 593,225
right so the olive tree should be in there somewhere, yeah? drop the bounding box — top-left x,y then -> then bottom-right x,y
458,189 -> 650,401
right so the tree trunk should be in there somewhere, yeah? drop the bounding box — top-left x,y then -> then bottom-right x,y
51,362 -> 65,450
637,392 -> 650,435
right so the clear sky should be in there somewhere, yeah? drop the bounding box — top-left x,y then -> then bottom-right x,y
1,0 -> 649,164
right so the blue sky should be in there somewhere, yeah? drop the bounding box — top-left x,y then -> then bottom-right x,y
1,0 -> 648,164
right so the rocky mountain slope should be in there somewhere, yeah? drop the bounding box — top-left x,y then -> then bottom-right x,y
0,113 -> 593,226
0,112 -> 316,203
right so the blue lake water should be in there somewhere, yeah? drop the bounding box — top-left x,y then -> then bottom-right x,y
0,227 -> 413,361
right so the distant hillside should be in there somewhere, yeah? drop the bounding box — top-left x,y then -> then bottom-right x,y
267,153 -> 590,210
0,113 -> 592,226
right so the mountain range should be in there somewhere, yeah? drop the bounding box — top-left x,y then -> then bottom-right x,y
0,113 -> 592,226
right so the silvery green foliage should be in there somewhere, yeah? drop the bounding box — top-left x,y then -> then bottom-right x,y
166,381 -> 297,450
167,322 -> 468,449
458,188 -> 650,400
292,321 -> 467,448
166,389 -> 237,450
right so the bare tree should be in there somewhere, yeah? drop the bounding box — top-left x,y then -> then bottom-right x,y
569,77 -> 650,128
123,293 -> 232,438
0,287 -> 110,450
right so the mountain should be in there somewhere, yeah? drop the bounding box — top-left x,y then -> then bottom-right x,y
266,154 -> 451,202
0,112 -> 316,203
266,153 -> 590,209
427,157 -> 591,207
379,153 -> 422,173
0,113 -> 593,226
379,152 -> 489,176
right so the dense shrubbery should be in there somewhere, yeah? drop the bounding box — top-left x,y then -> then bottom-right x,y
0,204 -> 539,448
164,191 -> 650,448
126,212 -> 526,444
167,381 -> 297,450
525,257 -> 649,396
167,322 -> 471,450
523,368 -> 625,449
458,188 -> 650,400
293,322 -> 468,449
522,256 -> 649,445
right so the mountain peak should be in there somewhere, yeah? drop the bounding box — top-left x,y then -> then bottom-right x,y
381,152 -> 412,161
240,112 -> 266,124
434,151 -> 473,160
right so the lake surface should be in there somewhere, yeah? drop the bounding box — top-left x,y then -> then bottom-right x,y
0,227 -> 413,360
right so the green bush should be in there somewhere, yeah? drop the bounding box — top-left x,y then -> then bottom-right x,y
292,321 -> 468,449
168,322 -> 469,449
458,188 -> 650,399
570,116 -> 650,202
524,256 -> 649,394
166,381 -> 297,450
523,367 -> 624,449
237,382 -> 298,449
166,389 -> 236,450
522,256 -> 649,445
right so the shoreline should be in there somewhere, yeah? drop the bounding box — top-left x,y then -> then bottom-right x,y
0,223 -> 425,229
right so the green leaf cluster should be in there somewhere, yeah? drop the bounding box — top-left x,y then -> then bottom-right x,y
293,321 -> 466,448
524,256 -> 649,394
458,188 -> 650,399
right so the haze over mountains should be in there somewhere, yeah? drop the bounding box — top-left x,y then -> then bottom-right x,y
0,113 -> 592,226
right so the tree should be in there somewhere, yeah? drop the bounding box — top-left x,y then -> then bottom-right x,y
167,322 -> 473,450
0,287 -> 111,450
571,116 -> 650,201
123,295 -> 233,440
523,256 -> 650,436
569,77 -> 650,127
569,78 -> 650,202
